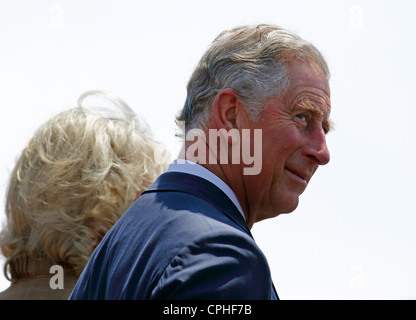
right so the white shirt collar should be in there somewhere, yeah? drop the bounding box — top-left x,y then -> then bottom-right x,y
167,159 -> 246,221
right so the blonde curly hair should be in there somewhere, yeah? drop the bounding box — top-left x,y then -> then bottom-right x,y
0,91 -> 169,280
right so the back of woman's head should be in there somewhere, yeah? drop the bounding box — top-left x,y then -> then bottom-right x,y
0,91 -> 168,279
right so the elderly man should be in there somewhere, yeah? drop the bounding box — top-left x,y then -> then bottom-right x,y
70,24 -> 331,300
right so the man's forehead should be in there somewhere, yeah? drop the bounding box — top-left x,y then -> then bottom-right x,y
286,60 -> 331,97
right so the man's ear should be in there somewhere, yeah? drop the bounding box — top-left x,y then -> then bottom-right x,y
213,88 -> 241,131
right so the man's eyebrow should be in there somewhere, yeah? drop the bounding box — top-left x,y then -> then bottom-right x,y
296,99 -> 325,115
297,100 -> 335,133
323,118 -> 335,133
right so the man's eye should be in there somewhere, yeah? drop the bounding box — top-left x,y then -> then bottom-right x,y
295,114 -> 308,122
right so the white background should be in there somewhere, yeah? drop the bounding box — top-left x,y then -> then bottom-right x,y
1,0 -> 415,299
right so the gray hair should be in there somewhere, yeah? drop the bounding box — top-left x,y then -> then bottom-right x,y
177,24 -> 330,130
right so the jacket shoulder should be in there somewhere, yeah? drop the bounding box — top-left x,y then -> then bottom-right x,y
151,228 -> 272,300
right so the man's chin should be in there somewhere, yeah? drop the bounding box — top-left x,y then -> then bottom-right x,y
277,197 -> 300,215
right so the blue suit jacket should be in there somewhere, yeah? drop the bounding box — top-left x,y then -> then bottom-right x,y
69,172 -> 278,300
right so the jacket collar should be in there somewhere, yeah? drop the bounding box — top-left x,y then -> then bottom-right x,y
143,172 -> 252,236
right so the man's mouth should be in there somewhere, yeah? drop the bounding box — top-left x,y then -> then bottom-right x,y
284,167 -> 309,184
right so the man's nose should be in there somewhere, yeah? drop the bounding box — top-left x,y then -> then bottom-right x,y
303,127 -> 330,165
